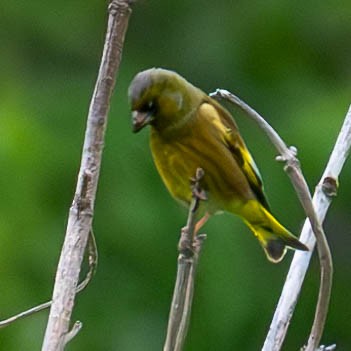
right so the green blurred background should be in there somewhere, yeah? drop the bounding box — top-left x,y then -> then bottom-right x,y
1,1 -> 350,350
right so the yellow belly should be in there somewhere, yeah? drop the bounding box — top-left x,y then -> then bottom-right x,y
149,127 -> 254,215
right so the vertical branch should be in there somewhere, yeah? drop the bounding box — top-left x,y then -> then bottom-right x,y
41,1 -> 134,350
264,105 -> 351,351
163,168 -> 207,351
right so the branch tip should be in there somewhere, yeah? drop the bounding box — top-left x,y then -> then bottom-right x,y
108,0 -> 134,15
289,145 -> 298,156
63,321 -> 83,346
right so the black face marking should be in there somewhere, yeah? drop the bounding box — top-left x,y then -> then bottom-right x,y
140,100 -> 157,116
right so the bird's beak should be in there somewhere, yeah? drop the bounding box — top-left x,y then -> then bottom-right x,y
132,110 -> 153,133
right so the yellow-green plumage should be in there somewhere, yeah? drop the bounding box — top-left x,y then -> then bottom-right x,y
128,68 -> 308,262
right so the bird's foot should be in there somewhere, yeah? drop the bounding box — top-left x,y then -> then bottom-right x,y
190,168 -> 207,201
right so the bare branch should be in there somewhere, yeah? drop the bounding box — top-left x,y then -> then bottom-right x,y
41,2 -> 133,350
163,168 -> 207,351
0,301 -> 51,329
210,91 -> 350,350
263,104 -> 350,351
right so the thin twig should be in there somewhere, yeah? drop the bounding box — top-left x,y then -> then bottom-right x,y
0,230 -> 98,329
41,2 -> 133,350
0,301 -> 51,329
210,90 -> 348,350
163,168 -> 207,351
76,229 -> 98,294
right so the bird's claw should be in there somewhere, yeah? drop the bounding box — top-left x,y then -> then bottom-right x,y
190,168 -> 207,201
192,187 -> 207,201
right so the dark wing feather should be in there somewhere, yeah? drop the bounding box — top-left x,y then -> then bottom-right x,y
209,98 -> 271,211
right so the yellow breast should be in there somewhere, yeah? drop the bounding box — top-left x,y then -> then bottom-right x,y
149,103 -> 253,214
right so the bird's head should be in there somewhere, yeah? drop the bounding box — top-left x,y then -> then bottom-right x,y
128,68 -> 204,133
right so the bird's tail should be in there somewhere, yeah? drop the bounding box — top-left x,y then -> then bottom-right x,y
243,205 -> 308,263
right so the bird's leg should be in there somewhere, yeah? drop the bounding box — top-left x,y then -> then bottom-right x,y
179,213 -> 209,257
190,168 -> 209,237
194,212 -> 210,236
179,168 -> 208,256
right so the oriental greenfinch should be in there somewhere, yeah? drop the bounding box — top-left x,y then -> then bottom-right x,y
128,68 -> 308,262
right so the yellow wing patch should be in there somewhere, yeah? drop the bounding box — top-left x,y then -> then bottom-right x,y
199,101 -> 270,210
198,103 -> 231,143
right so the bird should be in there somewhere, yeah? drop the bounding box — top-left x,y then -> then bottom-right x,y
128,68 -> 308,262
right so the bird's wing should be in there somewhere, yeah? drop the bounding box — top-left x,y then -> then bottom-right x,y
209,99 -> 271,210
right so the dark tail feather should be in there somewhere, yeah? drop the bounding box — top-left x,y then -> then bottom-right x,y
246,219 -> 308,263
263,236 -> 308,263
242,203 -> 308,263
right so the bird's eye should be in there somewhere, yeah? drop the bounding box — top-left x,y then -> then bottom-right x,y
141,100 -> 157,113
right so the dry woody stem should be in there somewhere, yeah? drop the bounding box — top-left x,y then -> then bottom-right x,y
163,168 -> 207,351
210,90 -> 351,351
41,1 -> 133,350
263,104 -> 351,351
